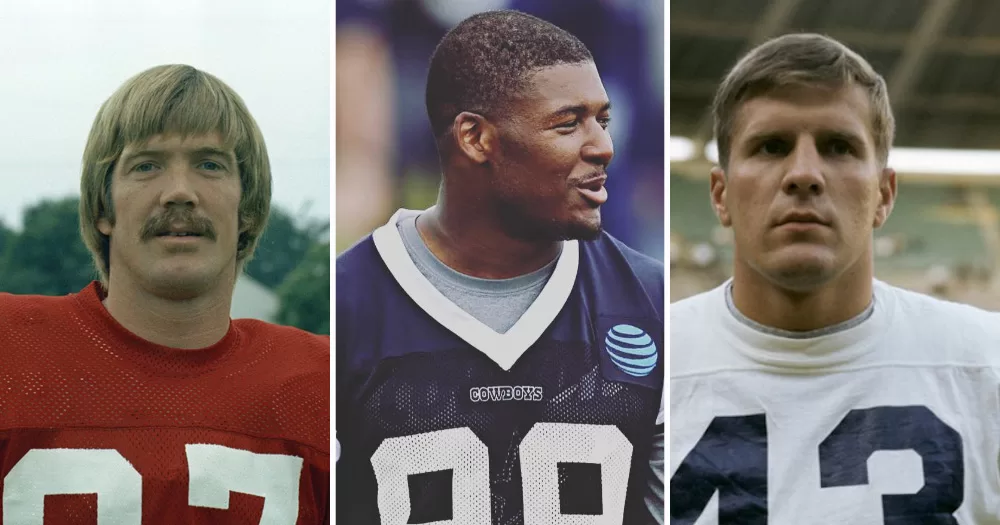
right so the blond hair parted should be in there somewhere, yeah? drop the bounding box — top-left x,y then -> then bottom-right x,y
79,64 -> 272,285
712,33 -> 895,168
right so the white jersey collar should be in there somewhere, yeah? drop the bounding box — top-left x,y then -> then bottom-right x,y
372,208 -> 580,371
717,278 -> 896,369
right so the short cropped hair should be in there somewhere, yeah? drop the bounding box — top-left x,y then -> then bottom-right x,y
712,33 -> 895,168
425,10 -> 593,138
79,64 -> 272,285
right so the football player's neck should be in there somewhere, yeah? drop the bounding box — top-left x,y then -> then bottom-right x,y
730,257 -> 874,333
102,270 -> 234,350
419,200 -> 560,280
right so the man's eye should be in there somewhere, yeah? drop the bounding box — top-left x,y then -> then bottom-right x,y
758,140 -> 788,156
827,140 -> 852,156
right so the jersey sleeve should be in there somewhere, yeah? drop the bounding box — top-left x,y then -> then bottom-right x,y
644,390 -> 665,524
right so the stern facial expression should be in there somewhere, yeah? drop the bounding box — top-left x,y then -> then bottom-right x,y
711,84 -> 895,291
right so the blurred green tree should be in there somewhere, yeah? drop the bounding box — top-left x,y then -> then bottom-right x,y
0,220 -> 12,253
0,197 -> 94,295
276,241 -> 330,335
245,207 -> 329,289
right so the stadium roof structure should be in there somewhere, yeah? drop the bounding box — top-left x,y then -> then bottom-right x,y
671,0 -> 1000,182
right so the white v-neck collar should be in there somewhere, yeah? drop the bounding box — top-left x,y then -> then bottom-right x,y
372,208 -> 580,371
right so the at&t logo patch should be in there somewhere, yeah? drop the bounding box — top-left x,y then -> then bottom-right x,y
604,324 -> 658,377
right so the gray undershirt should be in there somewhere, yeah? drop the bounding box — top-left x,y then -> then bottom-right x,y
725,282 -> 875,338
398,215 -> 558,334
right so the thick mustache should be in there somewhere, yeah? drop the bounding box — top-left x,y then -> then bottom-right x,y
140,211 -> 216,240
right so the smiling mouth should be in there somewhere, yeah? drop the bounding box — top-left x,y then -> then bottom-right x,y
577,177 -> 608,206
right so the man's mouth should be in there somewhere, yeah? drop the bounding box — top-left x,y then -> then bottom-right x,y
577,176 -> 608,206
157,232 -> 202,237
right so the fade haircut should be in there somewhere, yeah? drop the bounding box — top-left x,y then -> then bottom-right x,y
425,10 -> 593,138
79,64 -> 272,286
712,33 -> 895,168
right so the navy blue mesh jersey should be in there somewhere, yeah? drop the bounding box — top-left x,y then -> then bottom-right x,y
336,209 -> 664,525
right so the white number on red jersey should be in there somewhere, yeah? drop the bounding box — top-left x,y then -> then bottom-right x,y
2,444 -> 304,524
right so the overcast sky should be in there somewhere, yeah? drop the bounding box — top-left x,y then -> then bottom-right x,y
0,0 -> 329,230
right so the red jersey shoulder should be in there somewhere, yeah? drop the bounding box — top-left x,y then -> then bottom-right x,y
233,319 -> 329,360
0,289 -> 77,313
0,289 -> 80,336
229,320 -> 330,453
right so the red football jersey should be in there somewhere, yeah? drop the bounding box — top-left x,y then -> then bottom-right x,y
0,282 -> 330,524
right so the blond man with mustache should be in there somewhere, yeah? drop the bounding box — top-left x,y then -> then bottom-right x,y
0,65 -> 329,524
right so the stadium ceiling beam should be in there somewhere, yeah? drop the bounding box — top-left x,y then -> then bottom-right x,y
689,0 -> 804,149
672,16 -> 905,50
673,17 -> 1000,57
886,0 -> 959,109
670,80 -> 727,99
906,94 -> 1000,116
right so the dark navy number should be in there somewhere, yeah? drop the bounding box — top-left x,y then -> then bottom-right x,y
671,406 -> 964,524
819,406 -> 963,524
669,414 -> 768,525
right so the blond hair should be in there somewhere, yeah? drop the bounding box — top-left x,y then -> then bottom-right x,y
712,33 -> 895,168
79,64 -> 272,285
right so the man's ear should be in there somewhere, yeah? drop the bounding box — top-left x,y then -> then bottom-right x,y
97,217 -> 113,236
710,166 -> 731,227
873,167 -> 897,228
451,111 -> 496,164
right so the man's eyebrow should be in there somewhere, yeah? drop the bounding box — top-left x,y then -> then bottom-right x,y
740,128 -> 866,145
120,147 -> 235,166
737,130 -> 781,147
119,149 -> 162,167
549,101 -> 612,117
189,147 -> 236,161
820,129 -> 867,145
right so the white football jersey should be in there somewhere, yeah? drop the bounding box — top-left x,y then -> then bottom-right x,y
670,280 -> 1000,524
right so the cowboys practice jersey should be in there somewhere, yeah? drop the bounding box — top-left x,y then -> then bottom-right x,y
337,209 -> 665,524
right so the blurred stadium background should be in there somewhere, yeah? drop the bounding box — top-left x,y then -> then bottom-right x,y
336,0 -> 665,262
671,0 -> 1000,310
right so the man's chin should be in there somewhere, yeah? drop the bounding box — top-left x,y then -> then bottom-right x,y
761,252 -> 840,292
502,208 -> 603,242
142,267 -> 221,300
563,220 -> 603,241
562,209 -> 603,240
